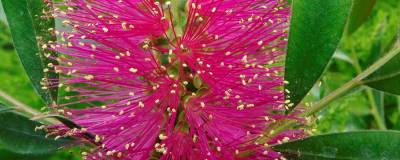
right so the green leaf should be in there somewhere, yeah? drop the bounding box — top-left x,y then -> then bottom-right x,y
0,110 -> 72,155
361,10 -> 400,95
0,149 -> 49,160
273,131 -> 400,159
284,0 -> 352,108
363,42 -> 400,95
346,0 -> 376,34
1,0 -> 58,105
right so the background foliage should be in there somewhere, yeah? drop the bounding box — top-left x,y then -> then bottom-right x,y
314,0 -> 400,132
0,0 -> 399,159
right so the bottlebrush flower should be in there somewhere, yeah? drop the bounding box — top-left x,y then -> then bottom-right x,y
44,0 -> 304,159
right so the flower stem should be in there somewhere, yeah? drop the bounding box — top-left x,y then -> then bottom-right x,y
259,45 -> 400,143
302,78 -> 361,116
303,45 -> 400,117
0,90 -> 58,124
349,45 -> 386,130
0,90 -> 41,116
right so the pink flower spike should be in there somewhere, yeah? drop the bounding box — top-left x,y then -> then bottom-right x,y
45,0 -> 305,160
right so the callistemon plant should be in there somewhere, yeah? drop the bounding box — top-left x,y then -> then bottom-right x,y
44,0 -> 305,159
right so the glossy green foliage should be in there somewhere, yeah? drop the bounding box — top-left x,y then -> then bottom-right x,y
285,0 -> 352,108
274,131 -> 400,159
0,107 -> 72,154
364,45 -> 400,95
1,0 -> 58,105
346,0 -> 376,34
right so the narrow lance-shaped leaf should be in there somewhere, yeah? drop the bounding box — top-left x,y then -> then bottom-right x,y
346,0 -> 376,34
284,0 -> 352,108
0,149 -> 49,160
273,131 -> 400,159
363,38 -> 400,95
1,0 -> 58,105
0,104 -> 72,155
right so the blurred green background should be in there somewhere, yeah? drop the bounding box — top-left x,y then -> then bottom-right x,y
313,0 -> 400,133
0,0 -> 399,159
